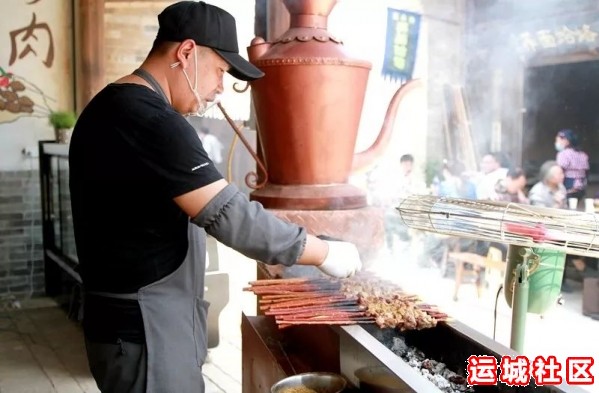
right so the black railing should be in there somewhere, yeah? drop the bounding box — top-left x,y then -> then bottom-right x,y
39,140 -> 80,299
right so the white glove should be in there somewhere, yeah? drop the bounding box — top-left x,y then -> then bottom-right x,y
317,240 -> 362,278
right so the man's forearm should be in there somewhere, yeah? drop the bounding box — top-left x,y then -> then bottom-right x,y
192,184 -> 307,266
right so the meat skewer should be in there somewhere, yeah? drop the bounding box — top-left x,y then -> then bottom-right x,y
276,316 -> 375,323
244,285 -> 341,294
277,313 -> 372,321
246,272 -> 448,330
247,278 -> 337,288
263,302 -> 360,315
260,293 -> 325,300
264,305 -> 365,315
264,296 -> 351,310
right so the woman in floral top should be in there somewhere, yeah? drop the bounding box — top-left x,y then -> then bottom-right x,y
555,129 -> 590,202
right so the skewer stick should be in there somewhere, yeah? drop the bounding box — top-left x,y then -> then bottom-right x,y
277,312 -> 369,320
266,297 -> 352,310
254,284 -> 341,292
265,306 -> 365,316
259,293 -> 328,303
248,278 -> 325,286
264,306 -> 360,314
277,320 -> 376,329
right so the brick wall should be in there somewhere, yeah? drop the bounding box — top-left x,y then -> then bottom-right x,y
104,1 -> 171,85
0,170 -> 45,299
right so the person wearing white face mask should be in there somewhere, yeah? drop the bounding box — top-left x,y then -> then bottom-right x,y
68,2 -> 362,393
555,128 -> 590,203
169,44 -> 221,117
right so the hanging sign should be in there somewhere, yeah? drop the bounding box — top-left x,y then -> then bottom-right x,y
513,14 -> 599,59
381,8 -> 421,83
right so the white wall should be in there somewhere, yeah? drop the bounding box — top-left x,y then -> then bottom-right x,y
323,0 -> 465,190
0,0 -> 74,171
329,0 -> 428,158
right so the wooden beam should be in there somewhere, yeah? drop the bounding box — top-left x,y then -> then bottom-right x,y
77,0 -> 105,112
266,0 -> 289,41
254,0 -> 267,38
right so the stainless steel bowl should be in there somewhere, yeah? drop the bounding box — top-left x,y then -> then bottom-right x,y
270,372 -> 347,393
354,366 -> 412,393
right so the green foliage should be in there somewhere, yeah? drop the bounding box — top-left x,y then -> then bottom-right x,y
49,111 -> 77,129
424,159 -> 442,187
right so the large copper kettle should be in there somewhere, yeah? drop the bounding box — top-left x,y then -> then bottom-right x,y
247,0 -> 422,210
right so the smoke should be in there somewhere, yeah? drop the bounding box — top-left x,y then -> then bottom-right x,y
460,0 -> 599,180
358,0 -> 599,269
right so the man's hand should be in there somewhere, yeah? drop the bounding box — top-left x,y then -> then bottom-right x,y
317,240 -> 362,278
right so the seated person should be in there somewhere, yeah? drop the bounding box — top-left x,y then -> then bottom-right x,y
426,160 -> 486,268
475,152 -> 508,200
436,160 -> 477,200
368,154 -> 426,254
528,160 -> 566,209
529,160 -> 583,292
493,167 -> 529,204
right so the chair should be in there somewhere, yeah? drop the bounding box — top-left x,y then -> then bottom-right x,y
484,246 -> 505,292
448,245 -> 505,301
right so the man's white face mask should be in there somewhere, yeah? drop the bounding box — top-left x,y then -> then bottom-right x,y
171,48 -> 220,117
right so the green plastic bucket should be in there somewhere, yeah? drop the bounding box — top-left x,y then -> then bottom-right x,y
504,246 -> 566,314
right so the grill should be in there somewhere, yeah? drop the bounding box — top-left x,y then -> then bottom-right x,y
241,268 -> 583,393
242,313 -> 582,393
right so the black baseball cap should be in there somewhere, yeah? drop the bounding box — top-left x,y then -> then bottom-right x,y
156,1 -> 264,81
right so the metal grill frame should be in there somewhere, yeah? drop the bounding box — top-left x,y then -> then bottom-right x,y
397,195 -> 599,258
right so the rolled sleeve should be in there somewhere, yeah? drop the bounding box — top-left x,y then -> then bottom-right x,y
191,184 -> 307,266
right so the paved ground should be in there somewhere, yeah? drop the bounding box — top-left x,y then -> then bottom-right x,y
1,241 -> 597,393
0,244 -> 258,393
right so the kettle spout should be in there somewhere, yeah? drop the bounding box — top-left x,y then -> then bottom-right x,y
352,79 -> 424,173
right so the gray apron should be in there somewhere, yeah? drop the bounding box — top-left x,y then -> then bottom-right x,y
87,223 -> 209,393
139,222 -> 209,392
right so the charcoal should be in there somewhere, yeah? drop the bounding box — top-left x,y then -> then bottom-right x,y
422,359 -> 434,370
390,336 -> 409,357
430,374 -> 452,390
408,358 -> 421,368
380,331 -> 475,393
432,360 -> 447,375
448,375 -> 466,385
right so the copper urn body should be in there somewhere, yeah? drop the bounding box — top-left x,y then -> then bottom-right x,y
248,0 -> 419,210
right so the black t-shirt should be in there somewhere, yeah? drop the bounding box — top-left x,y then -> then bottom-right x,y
69,83 -> 223,342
